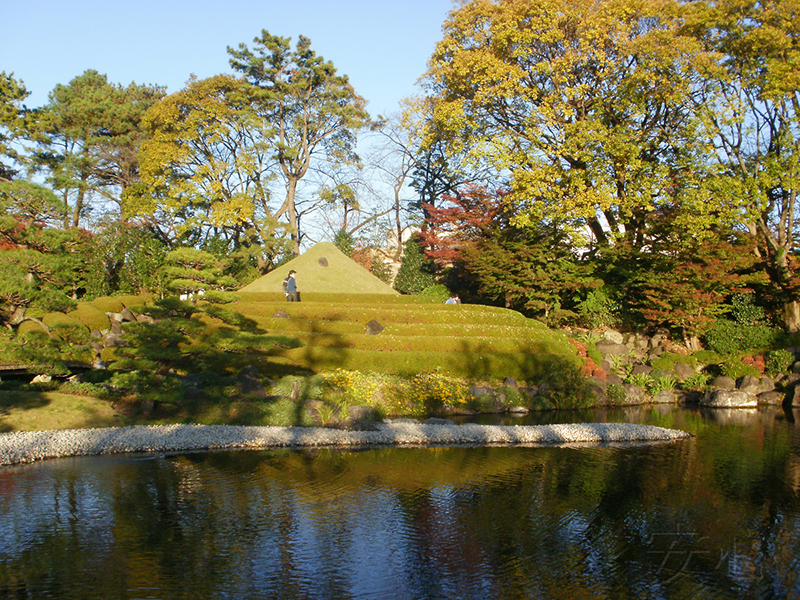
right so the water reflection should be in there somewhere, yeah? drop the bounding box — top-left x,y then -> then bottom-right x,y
1,407 -> 799,599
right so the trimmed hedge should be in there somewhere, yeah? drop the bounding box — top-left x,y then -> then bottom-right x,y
267,345 -> 578,381
236,292 -> 440,305
90,294 -> 152,314
67,303 -> 111,332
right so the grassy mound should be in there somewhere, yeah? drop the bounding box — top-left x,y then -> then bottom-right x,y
202,295 -> 578,381
240,242 -> 398,295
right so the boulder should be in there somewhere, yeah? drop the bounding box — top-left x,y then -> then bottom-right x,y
757,391 -> 785,405
652,390 -> 677,404
120,308 -> 137,322
31,374 -> 52,384
759,377 -> 776,393
631,364 -> 653,376
365,319 -> 384,335
606,373 -> 624,385
710,376 -> 736,390
503,376 -> 518,388
183,386 -> 209,401
623,383 -> 646,405
649,332 -> 665,349
508,406 -> 529,414
347,406 -> 377,421
318,257 -> 329,267
596,340 -> 629,358
789,386 -> 800,407
673,363 -> 696,381
737,374 -> 763,395
701,389 -> 757,408
602,329 -> 624,344
470,386 -> 493,398
136,313 -> 156,324
587,377 -> 607,404
272,309 -> 289,318
103,333 -> 126,347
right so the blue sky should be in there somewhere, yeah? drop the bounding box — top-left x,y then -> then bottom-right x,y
4,0 -> 454,117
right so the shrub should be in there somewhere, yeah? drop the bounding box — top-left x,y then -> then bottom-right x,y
576,287 -> 619,329
650,374 -> 677,393
68,303 -> 111,331
393,235 -> 437,295
420,284 -> 450,303
704,318 -> 779,354
201,290 -> 240,304
681,372 -> 711,392
719,359 -> 760,381
539,357 -> 593,409
323,369 -> 387,406
627,372 -> 654,390
765,349 -> 795,375
607,383 -> 627,404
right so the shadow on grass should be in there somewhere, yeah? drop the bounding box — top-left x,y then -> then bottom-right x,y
0,390 -> 53,432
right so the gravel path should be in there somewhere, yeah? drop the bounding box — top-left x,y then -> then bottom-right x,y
0,421 -> 691,466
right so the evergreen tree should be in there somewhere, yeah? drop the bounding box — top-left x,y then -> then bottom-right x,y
393,234 -> 437,295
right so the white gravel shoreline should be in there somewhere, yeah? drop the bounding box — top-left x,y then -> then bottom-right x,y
0,422 -> 692,466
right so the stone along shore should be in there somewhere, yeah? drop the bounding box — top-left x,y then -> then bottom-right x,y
0,421 -> 691,466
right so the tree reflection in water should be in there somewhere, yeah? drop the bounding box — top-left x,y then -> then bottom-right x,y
1,406 -> 799,599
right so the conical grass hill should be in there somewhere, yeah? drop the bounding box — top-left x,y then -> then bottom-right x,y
240,242 -> 398,296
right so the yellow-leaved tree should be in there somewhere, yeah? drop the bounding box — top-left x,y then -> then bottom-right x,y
423,0 -> 707,250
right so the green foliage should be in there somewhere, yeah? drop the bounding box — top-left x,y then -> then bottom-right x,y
30,69 -> 163,229
681,372 -> 711,392
650,374 -> 677,393
67,303 -> 111,332
730,293 -> 767,326
333,229 -> 355,256
576,288 -> 620,329
82,222 -> 169,298
704,319 -> 779,355
420,284 -> 450,303
150,297 -> 196,319
460,227 -> 598,325
607,384 -> 627,405
719,360 -> 760,381
369,256 -> 393,285
227,32 -> 370,254
200,291 -> 240,305
627,373 -> 654,390
539,357 -> 593,409
394,235 -> 437,295
765,349 -> 795,375
323,369 -> 388,407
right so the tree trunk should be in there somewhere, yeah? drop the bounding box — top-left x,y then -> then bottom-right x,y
785,300 -> 800,333
285,177 -> 300,256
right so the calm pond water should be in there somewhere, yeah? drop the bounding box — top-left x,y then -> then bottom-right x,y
1,406 -> 799,600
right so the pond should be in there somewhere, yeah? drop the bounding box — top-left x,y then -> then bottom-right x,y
1,406 -> 799,599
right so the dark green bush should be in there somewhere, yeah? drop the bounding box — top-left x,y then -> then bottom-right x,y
766,349 -> 795,375
703,318 -> 779,354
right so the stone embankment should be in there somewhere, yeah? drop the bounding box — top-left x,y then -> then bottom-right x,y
0,421 -> 692,466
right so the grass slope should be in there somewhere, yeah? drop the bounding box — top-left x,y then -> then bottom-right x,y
240,242 -> 398,295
